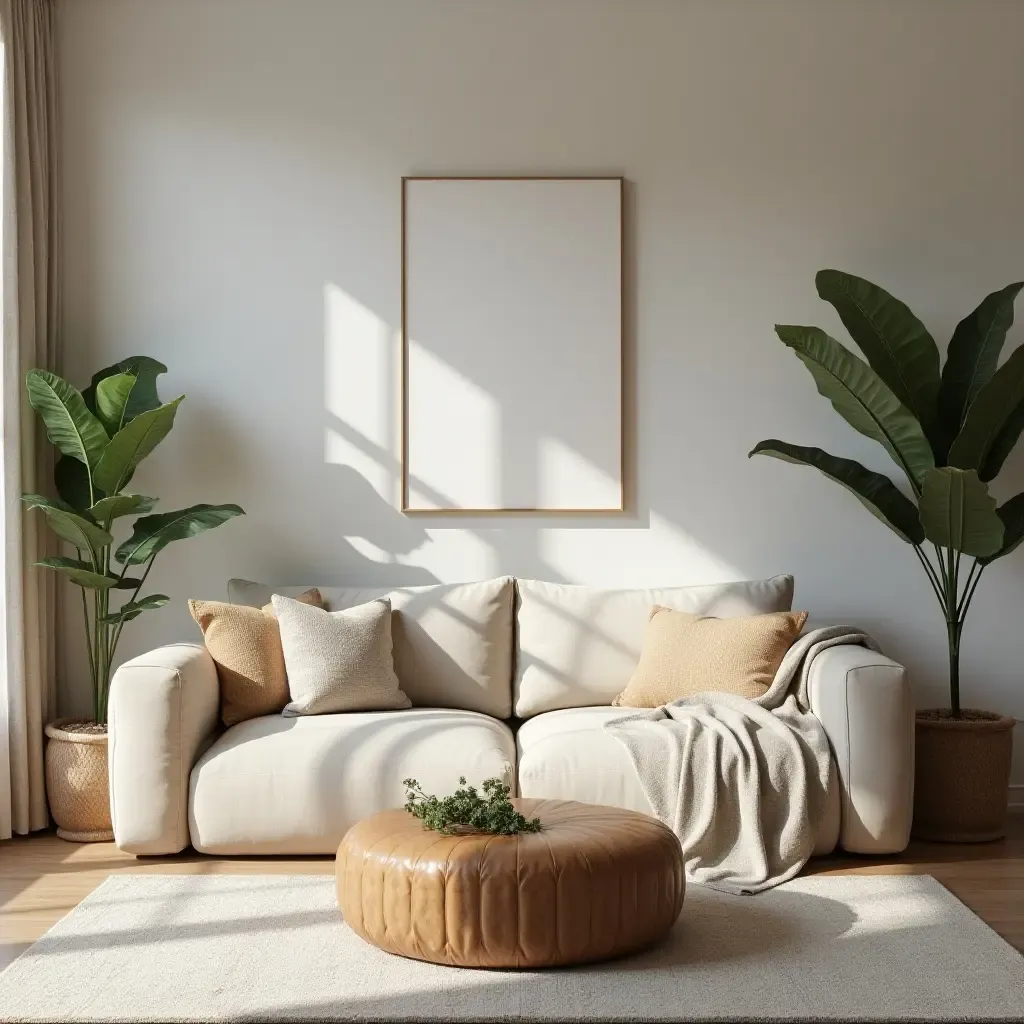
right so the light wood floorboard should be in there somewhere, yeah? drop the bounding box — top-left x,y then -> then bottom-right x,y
3,817 -> 1024,971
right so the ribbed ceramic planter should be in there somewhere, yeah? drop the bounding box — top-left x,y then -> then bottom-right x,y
913,709 -> 1015,842
44,717 -> 113,842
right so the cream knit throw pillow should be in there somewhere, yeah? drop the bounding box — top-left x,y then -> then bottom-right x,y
612,606 -> 808,708
272,594 -> 411,716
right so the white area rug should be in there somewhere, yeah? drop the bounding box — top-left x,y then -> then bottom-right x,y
2,873 -> 1023,1022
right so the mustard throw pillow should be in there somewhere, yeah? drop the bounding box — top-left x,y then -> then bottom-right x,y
189,588 -> 324,726
612,606 -> 809,708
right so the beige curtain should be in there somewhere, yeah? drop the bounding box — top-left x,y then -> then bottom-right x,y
0,0 -> 58,839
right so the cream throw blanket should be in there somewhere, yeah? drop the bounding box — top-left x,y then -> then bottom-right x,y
604,626 -> 877,894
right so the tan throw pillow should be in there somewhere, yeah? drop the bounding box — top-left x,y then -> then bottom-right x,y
272,594 -> 411,716
612,606 -> 809,708
189,588 -> 323,726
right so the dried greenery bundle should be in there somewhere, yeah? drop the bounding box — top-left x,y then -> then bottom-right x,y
403,776 -> 542,835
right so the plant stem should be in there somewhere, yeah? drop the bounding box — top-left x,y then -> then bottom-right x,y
944,544 -> 961,717
97,528 -> 113,725
107,554 -> 158,692
92,588 -> 105,724
79,587 -> 96,701
947,618 -> 962,717
913,545 -> 947,612
960,563 -> 985,621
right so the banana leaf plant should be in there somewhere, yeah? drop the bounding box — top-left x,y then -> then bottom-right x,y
751,272 -> 1024,716
24,358 -> 244,724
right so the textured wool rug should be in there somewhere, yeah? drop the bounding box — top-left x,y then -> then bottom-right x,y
1,873 -> 1023,1022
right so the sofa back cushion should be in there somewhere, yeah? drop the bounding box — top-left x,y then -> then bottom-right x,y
228,577 -> 514,718
513,575 -> 795,717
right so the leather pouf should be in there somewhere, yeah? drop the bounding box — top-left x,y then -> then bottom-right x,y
336,798 -> 685,968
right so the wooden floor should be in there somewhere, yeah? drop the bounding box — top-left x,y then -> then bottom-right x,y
3,817 -> 1024,972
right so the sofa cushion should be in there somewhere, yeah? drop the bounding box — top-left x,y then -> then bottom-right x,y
188,588 -> 323,726
517,707 -> 653,813
514,575 -> 795,717
273,596 -> 410,716
517,705 -> 840,856
188,708 -> 516,854
229,577 -> 514,718
613,607 -> 809,707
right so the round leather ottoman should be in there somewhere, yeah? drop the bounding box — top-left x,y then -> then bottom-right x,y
336,798 -> 684,968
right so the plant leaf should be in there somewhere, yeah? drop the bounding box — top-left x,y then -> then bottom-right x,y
22,494 -> 113,552
34,556 -> 122,589
115,503 -> 245,565
100,594 -> 170,624
775,325 -> 935,489
25,370 -> 109,469
979,493 -> 1024,565
815,270 -> 941,443
54,455 -> 97,510
749,440 -> 924,544
92,396 -> 184,495
948,345 -> 1024,480
94,372 -> 138,435
980,399 -> 1024,483
88,493 -> 158,522
918,467 -> 1003,557
84,356 -> 167,423
937,282 -> 1024,457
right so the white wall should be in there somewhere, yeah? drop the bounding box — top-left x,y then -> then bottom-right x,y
57,1 -> 1024,778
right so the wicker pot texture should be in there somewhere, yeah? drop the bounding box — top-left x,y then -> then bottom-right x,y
913,709 -> 1015,843
44,718 -> 113,842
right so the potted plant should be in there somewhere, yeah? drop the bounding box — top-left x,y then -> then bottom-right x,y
751,271 -> 1023,841
26,357 -> 243,841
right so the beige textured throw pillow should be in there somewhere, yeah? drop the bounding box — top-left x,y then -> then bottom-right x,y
189,588 -> 324,727
612,606 -> 809,708
272,594 -> 410,716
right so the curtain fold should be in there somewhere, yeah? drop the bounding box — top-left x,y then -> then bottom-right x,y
0,0 -> 59,839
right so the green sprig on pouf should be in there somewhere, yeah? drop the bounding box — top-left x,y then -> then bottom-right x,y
403,777 -> 541,835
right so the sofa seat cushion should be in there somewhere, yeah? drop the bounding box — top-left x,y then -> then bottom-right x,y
188,708 -> 516,855
517,706 -> 841,857
517,707 -> 653,813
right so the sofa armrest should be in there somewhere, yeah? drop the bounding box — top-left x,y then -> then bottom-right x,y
807,644 -> 914,854
108,643 -> 219,855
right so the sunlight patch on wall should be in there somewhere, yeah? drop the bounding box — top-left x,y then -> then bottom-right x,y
538,511 -> 744,587
539,436 -> 620,511
414,528 -> 500,582
407,339 -> 500,511
323,283 -> 397,501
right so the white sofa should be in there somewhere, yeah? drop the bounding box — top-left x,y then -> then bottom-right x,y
107,575 -> 914,857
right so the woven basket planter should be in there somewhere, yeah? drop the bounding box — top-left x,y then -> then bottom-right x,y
44,718 -> 113,842
913,710 -> 1015,842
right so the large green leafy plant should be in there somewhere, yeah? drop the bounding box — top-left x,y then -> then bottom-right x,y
24,357 -> 243,724
752,272 -> 1024,716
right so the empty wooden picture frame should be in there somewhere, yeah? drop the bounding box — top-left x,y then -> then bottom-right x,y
401,175 -> 624,514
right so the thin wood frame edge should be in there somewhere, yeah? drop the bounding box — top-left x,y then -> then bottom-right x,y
400,175 -> 626,516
